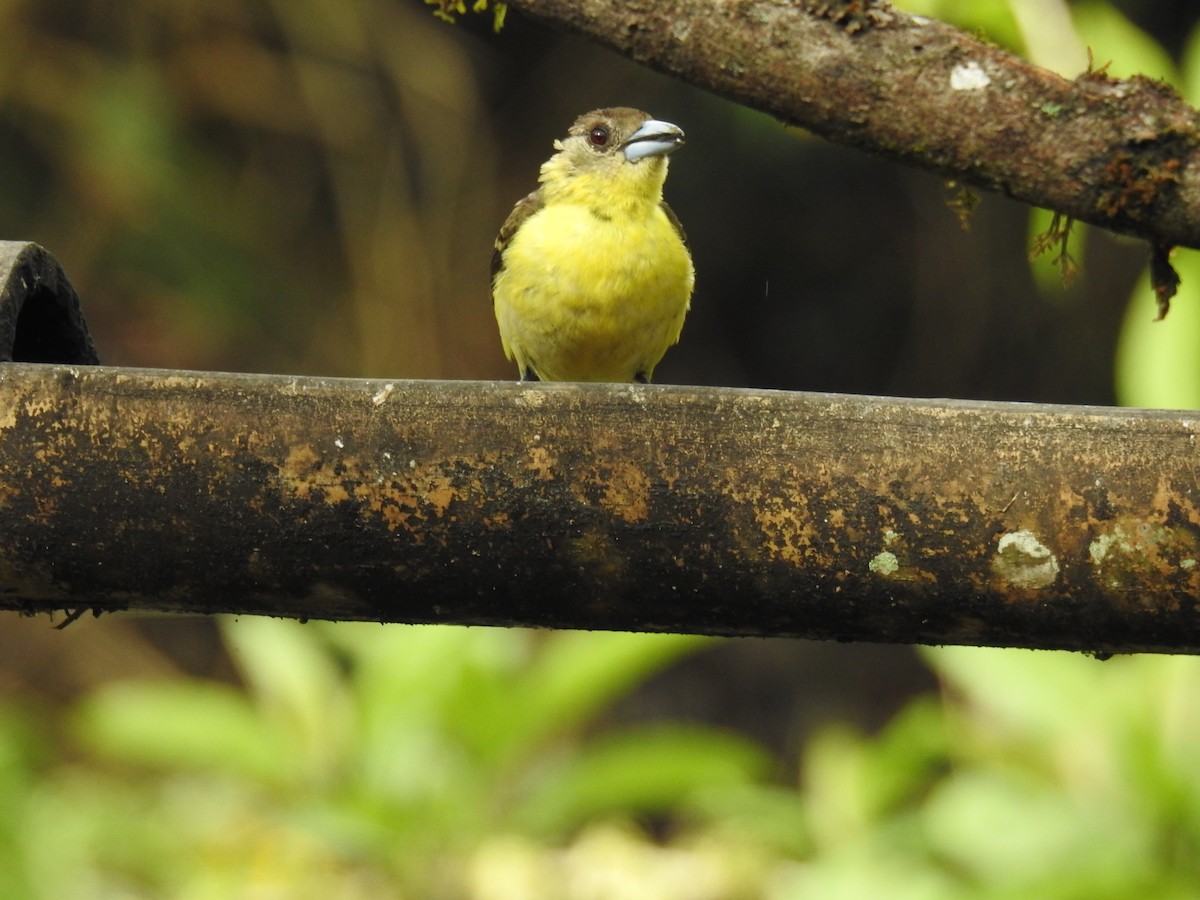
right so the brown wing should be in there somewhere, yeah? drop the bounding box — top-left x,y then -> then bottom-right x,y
491,189 -> 545,302
661,200 -> 688,247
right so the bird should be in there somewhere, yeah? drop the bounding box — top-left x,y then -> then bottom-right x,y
491,107 -> 695,383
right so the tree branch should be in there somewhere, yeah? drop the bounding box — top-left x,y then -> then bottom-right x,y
3,363 -> 1200,654
504,0 -> 1200,250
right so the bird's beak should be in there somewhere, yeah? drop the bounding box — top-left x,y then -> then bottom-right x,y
622,119 -> 685,163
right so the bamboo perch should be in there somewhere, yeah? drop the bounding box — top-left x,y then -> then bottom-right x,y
2,363 -> 1199,655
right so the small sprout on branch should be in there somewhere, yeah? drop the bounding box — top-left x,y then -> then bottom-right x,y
1030,212 -> 1079,288
1149,242 -> 1180,320
1077,47 -> 1113,83
943,180 -> 980,232
804,0 -> 894,32
426,0 -> 507,32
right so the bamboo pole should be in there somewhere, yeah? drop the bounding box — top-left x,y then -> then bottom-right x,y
2,363 -> 1198,654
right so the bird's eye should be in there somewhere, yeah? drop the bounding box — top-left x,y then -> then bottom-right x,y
587,125 -> 611,148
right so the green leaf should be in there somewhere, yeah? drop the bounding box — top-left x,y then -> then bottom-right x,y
1114,248 -> 1200,409
324,622 -> 529,719
72,680 -> 298,786
684,782 -> 812,856
221,616 -> 352,777
1181,20 -> 1200,105
858,696 -> 948,814
513,725 -> 771,836
0,706 -> 45,898
458,631 -> 712,766
923,769 -> 1102,888
522,630 -> 709,721
922,646 -> 1103,738
893,1 -> 1023,51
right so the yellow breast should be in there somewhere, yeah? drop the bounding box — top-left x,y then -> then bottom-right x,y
493,200 -> 694,383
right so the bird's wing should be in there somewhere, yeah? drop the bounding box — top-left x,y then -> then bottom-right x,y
491,189 -> 545,299
661,200 -> 689,247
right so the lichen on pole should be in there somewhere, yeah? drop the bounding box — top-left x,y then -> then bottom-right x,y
1,364 -> 1199,654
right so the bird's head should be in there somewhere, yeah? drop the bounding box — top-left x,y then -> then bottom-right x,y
538,107 -> 685,209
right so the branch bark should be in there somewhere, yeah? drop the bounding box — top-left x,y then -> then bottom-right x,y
504,0 -> 1200,250
4,363 -> 1200,654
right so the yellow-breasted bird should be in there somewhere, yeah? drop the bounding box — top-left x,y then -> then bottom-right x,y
491,107 -> 694,383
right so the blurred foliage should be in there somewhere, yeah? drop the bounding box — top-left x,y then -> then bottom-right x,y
5,622 -> 1200,897
3,0 -> 1200,897
0,0 -> 501,378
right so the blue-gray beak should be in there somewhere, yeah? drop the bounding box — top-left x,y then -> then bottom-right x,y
623,119 -> 685,163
